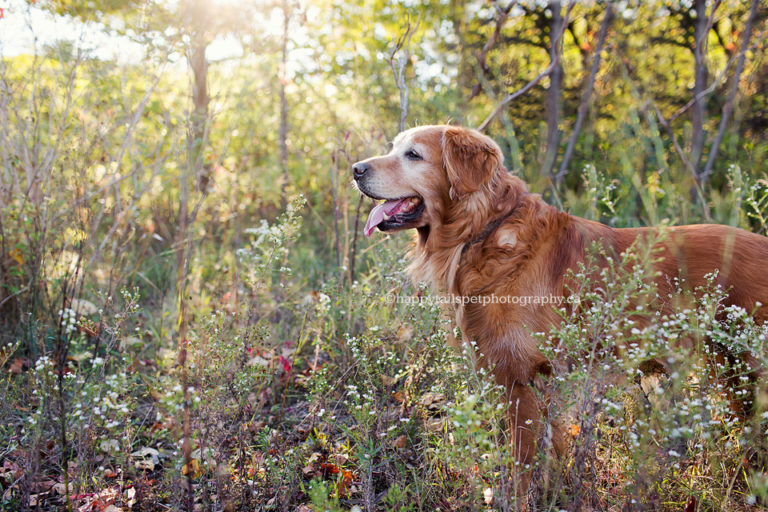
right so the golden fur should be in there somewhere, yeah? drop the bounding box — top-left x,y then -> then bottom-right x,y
353,125 -> 768,493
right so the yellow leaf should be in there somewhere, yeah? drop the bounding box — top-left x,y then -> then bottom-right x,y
9,248 -> 23,265
182,458 -> 202,479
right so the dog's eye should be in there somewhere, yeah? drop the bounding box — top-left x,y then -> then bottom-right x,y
405,150 -> 422,160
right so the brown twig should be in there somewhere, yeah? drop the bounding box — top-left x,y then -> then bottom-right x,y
349,194 -> 364,285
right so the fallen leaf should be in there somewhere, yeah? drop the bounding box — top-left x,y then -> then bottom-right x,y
51,482 -> 72,495
31,479 -> 56,492
131,447 -> 160,471
124,487 -> 136,508
319,462 -> 340,475
9,358 -> 27,375
381,374 -> 398,386
483,487 -> 494,505
182,458 -> 201,479
336,469 -> 355,498
419,392 -> 445,409
392,435 -> 407,449
424,417 -> 444,432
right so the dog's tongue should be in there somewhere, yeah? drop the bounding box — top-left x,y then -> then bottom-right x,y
364,199 -> 408,237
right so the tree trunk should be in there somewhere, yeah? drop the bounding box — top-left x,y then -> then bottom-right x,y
179,33 -> 210,511
690,0 -> 709,175
451,0 -> 469,121
543,0 -> 563,178
556,3 -> 613,184
279,0 -> 290,206
701,0 -> 759,182
188,40 -> 210,191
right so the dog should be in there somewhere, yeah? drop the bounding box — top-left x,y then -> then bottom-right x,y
353,124 -> 768,494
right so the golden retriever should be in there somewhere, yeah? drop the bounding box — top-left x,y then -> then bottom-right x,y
353,124 -> 768,494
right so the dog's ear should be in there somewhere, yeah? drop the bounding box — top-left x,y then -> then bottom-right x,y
442,126 -> 503,199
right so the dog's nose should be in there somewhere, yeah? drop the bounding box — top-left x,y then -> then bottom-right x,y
352,162 -> 370,181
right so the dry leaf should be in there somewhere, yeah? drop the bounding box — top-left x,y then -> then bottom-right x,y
182,459 -> 201,479
392,435 -> 407,449
381,374 -> 398,386
9,247 -> 24,265
124,487 -> 136,508
131,447 -> 160,471
9,358 -> 26,375
419,392 -> 445,408
52,482 -> 72,495
483,487 -> 494,505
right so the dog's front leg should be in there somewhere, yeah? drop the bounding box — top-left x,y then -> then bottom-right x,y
506,381 -> 540,499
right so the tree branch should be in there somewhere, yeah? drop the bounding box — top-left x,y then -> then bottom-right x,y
478,0 -> 574,132
389,15 -> 420,133
666,24 -> 765,123
654,103 -> 712,221
555,2 -> 613,183
701,0 -> 760,182
469,0 -> 516,101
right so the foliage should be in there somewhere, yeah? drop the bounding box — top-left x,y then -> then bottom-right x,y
1,0 -> 768,510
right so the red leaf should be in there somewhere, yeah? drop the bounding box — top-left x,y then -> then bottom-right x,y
279,355 -> 291,375
319,462 -> 339,475
0,8 -> 5,19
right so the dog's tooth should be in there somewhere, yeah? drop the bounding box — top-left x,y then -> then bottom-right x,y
382,213 -> 391,220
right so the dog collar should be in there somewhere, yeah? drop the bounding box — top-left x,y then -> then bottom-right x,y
461,206 -> 519,256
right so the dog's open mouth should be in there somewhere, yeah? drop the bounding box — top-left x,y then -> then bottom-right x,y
364,197 -> 424,236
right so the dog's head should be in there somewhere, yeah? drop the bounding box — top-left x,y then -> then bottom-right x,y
353,125 -> 507,241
